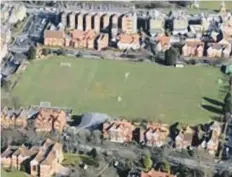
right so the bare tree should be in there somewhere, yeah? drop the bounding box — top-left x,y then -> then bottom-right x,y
91,130 -> 102,144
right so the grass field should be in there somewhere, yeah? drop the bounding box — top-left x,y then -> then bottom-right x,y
12,56 -> 223,124
199,1 -> 232,11
1,168 -> 26,177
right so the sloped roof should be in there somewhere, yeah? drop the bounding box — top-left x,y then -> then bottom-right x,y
44,30 -> 65,39
141,169 -> 176,177
78,112 -> 109,129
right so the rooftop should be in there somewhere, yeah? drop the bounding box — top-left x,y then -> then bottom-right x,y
44,30 -> 65,39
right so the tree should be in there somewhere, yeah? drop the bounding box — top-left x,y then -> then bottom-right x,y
91,130 -> 102,144
28,46 -> 37,60
160,160 -> 170,173
164,47 -> 179,66
143,155 -> 152,170
42,48 -> 49,56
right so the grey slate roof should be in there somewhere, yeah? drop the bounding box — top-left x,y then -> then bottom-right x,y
77,112 -> 109,129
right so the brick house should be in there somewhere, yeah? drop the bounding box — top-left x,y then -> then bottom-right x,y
201,121 -> 222,155
182,39 -> 204,57
155,36 -> 170,52
44,30 -> 65,47
97,33 -> 109,51
140,169 -> 176,177
117,33 -> 140,50
1,107 -> 27,128
175,126 -> 194,149
103,119 -> 135,143
207,39 -> 231,58
121,14 -> 134,34
142,123 -> 169,147
34,108 -> 67,132
70,29 -> 97,49
1,139 -> 63,177
30,139 -> 63,177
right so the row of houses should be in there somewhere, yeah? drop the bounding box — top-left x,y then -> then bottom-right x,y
61,11 -> 137,35
155,35 -> 232,59
44,29 -> 109,51
0,106 -> 223,156
44,28 -> 142,51
1,107 -> 68,133
1,138 -> 63,177
103,119 -> 222,155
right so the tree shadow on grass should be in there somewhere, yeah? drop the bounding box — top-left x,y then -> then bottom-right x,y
203,97 -> 224,107
201,105 -> 223,115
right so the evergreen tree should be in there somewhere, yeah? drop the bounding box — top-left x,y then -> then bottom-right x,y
164,47 -> 179,66
28,46 -> 36,60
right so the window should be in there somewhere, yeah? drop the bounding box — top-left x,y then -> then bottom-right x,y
32,165 -> 37,171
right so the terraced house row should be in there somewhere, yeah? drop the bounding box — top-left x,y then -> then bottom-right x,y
103,120 -> 222,155
0,106 -> 223,156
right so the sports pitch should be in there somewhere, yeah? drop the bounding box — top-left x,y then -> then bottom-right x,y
12,56 -> 222,124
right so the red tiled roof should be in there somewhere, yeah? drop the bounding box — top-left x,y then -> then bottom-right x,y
156,36 -> 170,46
141,169 -> 176,177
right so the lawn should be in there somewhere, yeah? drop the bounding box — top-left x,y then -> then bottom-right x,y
1,168 -> 26,177
198,1 -> 232,11
12,56 -> 223,124
62,153 -> 99,167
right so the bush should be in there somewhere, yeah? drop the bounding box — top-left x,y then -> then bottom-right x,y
143,155 -> 152,170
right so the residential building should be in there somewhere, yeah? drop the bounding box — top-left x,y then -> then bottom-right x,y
34,108 -> 67,132
85,13 -> 92,31
30,139 -> 63,177
117,33 -> 140,50
77,13 -> 84,31
121,13 -> 137,34
44,30 -> 65,47
207,39 -> 231,58
1,107 -> 27,128
142,123 -> 169,147
140,169 -> 176,177
61,12 -> 67,28
97,33 -> 109,51
70,29 -> 97,49
149,18 -> 164,37
1,139 -> 64,177
173,18 -> 188,35
68,12 -> 75,29
189,24 -> 203,38
155,35 -> 170,52
221,19 -> 232,38
93,13 -> 101,33
103,119 -> 135,143
111,14 -> 118,26
175,126 -> 194,149
111,23 -> 119,42
182,39 -> 204,57
201,121 -> 222,155
102,14 -> 110,29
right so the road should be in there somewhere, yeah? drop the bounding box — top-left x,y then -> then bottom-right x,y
76,142 -> 232,173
